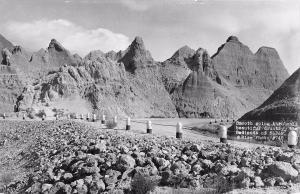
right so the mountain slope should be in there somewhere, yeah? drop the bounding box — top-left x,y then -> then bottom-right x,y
161,36 -> 289,118
0,33 -> 291,119
169,48 -> 253,118
0,34 -> 14,63
16,37 -> 178,117
239,67 -> 300,122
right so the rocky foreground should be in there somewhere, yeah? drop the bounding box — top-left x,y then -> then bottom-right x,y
1,120 -> 300,194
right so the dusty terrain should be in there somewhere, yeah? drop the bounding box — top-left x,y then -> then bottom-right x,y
1,118 -> 300,194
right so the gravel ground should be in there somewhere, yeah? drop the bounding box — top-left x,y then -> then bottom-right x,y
0,119 -> 300,194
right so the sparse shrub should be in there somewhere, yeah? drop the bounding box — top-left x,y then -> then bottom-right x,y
168,173 -> 190,188
150,115 -> 165,118
26,108 -> 35,119
131,173 -> 158,194
36,110 -> 46,118
106,120 -> 117,129
215,176 -> 236,193
52,108 -> 64,117
69,112 -> 77,119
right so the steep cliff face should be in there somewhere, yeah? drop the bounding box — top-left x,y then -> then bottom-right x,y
169,48 -> 250,118
0,36 -> 24,112
240,67 -> 300,122
47,39 -> 80,67
0,65 -> 23,112
160,46 -> 194,93
118,36 -> 154,73
212,36 -> 289,90
0,34 -> 14,63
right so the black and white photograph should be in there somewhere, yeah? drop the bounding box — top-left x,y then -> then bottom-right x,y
0,0 -> 299,193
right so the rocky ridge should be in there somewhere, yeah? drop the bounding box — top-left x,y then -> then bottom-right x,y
161,36 -> 289,118
0,34 -> 290,118
15,37 -> 177,118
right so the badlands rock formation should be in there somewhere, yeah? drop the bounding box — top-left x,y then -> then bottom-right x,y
161,36 -> 289,118
15,37 -> 177,118
240,67 -> 300,122
0,34 -> 13,63
212,36 -> 289,90
0,33 -> 290,118
0,36 -> 24,112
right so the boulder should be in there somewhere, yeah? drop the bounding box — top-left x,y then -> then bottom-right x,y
220,165 -> 240,176
117,155 -> 136,172
254,176 -> 264,188
268,161 -> 298,181
104,169 -> 121,186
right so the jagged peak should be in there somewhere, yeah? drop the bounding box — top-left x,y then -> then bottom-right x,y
106,50 -> 117,55
48,39 -> 65,52
212,36 -> 252,58
11,45 -> 26,54
133,36 -> 144,44
226,35 -> 240,43
118,36 -> 154,73
128,36 -> 146,52
195,48 -> 209,55
255,46 -> 280,58
171,45 -> 195,59
84,50 -> 105,61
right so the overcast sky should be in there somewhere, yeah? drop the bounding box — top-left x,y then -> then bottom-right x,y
0,0 -> 299,74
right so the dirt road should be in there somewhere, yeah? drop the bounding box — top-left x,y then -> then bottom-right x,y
0,116 -> 272,149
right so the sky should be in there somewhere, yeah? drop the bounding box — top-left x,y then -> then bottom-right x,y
0,0 -> 299,74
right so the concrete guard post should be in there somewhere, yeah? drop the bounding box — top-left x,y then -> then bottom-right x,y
219,125 -> 228,143
176,122 -> 183,139
101,115 -> 106,124
114,116 -> 118,128
147,120 -> 152,134
288,128 -> 298,148
126,117 -> 131,130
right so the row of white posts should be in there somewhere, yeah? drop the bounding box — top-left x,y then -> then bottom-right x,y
2,112 -> 298,147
